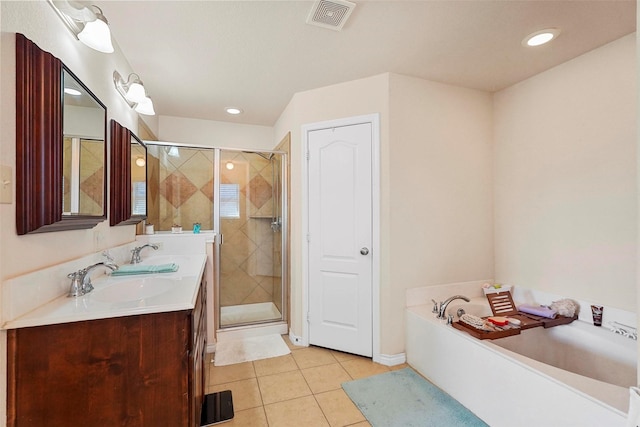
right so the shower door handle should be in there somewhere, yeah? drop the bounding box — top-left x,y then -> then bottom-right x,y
360,247 -> 369,255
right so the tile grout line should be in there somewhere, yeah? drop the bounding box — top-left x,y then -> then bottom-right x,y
298,352 -> 336,427
208,346 -> 385,426
252,360 -> 270,427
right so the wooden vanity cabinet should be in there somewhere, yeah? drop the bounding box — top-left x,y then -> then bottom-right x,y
7,280 -> 207,427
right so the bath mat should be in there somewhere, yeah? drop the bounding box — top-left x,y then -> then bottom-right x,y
214,334 -> 290,366
342,368 -> 488,427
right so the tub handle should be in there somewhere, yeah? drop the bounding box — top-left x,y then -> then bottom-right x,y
431,299 -> 439,314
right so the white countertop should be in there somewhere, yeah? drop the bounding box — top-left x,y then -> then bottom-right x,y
3,254 -> 207,330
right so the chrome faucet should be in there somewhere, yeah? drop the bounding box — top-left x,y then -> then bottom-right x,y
67,261 -> 118,297
437,295 -> 470,320
130,243 -> 159,264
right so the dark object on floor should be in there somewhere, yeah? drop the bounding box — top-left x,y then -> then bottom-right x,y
200,391 -> 234,426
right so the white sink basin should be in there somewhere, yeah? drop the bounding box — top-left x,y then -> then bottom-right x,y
93,278 -> 177,303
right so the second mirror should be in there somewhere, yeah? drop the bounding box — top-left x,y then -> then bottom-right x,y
110,120 -> 147,226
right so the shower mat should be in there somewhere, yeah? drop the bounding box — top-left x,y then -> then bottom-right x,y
214,334 -> 290,366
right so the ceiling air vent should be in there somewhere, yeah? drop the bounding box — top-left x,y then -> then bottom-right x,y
306,0 -> 356,31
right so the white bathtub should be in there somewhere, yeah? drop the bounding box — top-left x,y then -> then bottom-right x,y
406,301 -> 637,427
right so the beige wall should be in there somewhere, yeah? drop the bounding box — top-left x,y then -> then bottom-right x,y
274,73 -> 390,351
1,2 -> 143,424
0,1 -> 139,279
157,115 -> 274,149
386,74 -> 494,354
494,34 -> 637,311
274,73 -> 494,355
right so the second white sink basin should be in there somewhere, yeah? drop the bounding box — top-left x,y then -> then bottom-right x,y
93,278 -> 177,303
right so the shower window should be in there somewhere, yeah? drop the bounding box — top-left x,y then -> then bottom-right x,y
219,184 -> 240,218
132,182 -> 146,216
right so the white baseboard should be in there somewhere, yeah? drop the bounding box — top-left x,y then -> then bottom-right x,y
374,352 -> 406,366
206,343 -> 216,353
288,330 -> 307,347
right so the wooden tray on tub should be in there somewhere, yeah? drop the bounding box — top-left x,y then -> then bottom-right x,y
452,320 -> 521,340
485,291 -> 577,329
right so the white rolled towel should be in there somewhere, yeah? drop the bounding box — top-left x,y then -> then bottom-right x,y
626,387 -> 640,427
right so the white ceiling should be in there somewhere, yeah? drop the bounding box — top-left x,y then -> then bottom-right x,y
97,0 -> 636,126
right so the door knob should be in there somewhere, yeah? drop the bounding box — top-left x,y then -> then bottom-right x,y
360,247 -> 369,255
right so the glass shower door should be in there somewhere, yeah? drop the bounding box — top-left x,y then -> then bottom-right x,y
217,150 -> 285,328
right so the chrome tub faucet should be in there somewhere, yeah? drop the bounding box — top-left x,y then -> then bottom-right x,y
130,243 -> 159,264
437,295 -> 471,320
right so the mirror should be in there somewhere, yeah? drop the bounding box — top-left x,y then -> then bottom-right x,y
110,120 -> 147,226
62,68 -> 106,216
16,34 -> 107,234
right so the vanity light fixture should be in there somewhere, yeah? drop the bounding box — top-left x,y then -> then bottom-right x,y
523,28 -> 560,47
114,72 -> 146,104
113,70 -> 156,115
47,1 -> 114,53
225,107 -> 243,115
135,96 -> 156,116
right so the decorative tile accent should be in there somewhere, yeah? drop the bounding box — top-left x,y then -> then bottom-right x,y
81,166 -> 104,207
200,178 -> 214,202
160,170 -> 197,208
242,174 -> 272,210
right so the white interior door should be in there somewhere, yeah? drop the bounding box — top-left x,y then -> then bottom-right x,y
307,122 -> 373,357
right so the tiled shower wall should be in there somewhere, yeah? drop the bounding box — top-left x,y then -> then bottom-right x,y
62,138 -> 104,215
147,146 -> 214,231
146,147 -> 283,313
219,151 -> 282,311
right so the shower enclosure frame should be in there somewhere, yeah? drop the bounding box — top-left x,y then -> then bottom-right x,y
213,148 -> 289,332
143,141 -> 289,335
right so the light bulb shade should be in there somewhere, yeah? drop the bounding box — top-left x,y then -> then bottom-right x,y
135,96 -> 155,115
77,14 -> 114,53
125,82 -> 146,103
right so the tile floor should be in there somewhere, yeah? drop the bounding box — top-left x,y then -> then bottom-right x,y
205,337 -> 408,426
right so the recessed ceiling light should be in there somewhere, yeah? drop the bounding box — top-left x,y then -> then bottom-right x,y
64,87 -> 82,96
225,107 -> 243,115
523,28 -> 560,47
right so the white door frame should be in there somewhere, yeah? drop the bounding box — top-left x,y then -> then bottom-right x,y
301,113 -> 381,363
